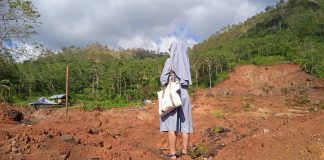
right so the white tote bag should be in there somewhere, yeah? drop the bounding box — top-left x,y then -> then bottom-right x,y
157,73 -> 182,117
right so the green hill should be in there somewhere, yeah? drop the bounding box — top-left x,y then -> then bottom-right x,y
190,0 -> 324,88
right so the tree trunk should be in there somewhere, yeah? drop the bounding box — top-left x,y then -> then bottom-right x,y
195,70 -> 198,88
220,63 -> 223,73
119,70 -> 122,96
215,66 -> 218,76
92,80 -> 95,94
29,85 -> 32,98
96,75 -> 99,91
208,64 -> 212,89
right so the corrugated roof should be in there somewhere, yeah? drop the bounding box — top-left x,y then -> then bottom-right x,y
49,94 -> 66,99
29,97 -> 58,105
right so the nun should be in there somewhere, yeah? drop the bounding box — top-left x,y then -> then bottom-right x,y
160,40 -> 193,159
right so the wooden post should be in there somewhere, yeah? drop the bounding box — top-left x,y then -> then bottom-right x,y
65,65 -> 69,121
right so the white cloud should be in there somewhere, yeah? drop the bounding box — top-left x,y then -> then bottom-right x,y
30,0 -> 277,52
157,36 -> 177,53
118,35 -> 148,49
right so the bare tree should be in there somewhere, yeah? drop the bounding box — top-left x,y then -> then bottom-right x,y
0,0 -> 40,58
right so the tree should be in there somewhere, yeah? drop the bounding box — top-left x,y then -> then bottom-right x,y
0,79 -> 11,102
190,54 -> 203,88
265,5 -> 273,11
0,0 -> 40,58
276,0 -> 285,8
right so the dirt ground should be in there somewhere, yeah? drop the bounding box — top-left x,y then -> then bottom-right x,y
0,64 -> 323,160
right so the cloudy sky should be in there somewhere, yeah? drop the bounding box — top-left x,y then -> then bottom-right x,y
30,0 -> 277,52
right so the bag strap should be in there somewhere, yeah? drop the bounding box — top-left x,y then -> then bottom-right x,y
169,57 -> 176,82
162,57 -> 175,99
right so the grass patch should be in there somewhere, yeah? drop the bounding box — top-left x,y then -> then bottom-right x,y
81,100 -> 141,111
294,95 -> 309,106
12,96 -> 47,105
243,102 -> 250,112
214,127 -> 223,134
211,109 -> 224,118
215,72 -> 229,84
280,87 -> 289,96
320,102 -> 324,109
188,144 -> 208,159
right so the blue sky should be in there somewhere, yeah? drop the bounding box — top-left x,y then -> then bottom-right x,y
30,0 -> 278,52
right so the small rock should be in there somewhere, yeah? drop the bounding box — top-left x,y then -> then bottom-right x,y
43,130 -> 48,135
105,143 -> 112,150
11,140 -> 16,146
99,141 -> 104,147
25,136 -> 31,144
88,128 -> 100,134
11,146 -> 18,153
61,134 -> 73,141
74,138 -> 81,144
60,134 -> 80,144
15,134 -> 20,140
46,134 -> 54,139
263,129 -> 270,134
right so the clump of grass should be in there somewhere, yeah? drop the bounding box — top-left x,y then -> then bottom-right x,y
320,102 -> 324,109
280,87 -> 289,96
81,100 -> 140,111
262,85 -> 273,94
214,127 -> 223,134
295,95 -> 309,106
188,144 -> 208,159
215,72 -> 229,84
243,102 -> 250,112
211,109 -> 224,118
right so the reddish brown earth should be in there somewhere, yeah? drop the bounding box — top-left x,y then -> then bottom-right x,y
1,64 -> 323,160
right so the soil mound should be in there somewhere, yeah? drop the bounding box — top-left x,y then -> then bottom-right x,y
214,64 -> 314,95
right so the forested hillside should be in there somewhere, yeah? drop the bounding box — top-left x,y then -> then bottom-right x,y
14,45 -> 167,106
191,0 -> 324,87
1,0 -> 323,106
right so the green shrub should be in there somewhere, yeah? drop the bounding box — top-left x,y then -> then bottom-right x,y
211,109 -> 224,117
215,72 -> 229,84
243,102 -> 250,112
188,144 -> 208,159
320,102 -> 324,109
214,127 -> 223,134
